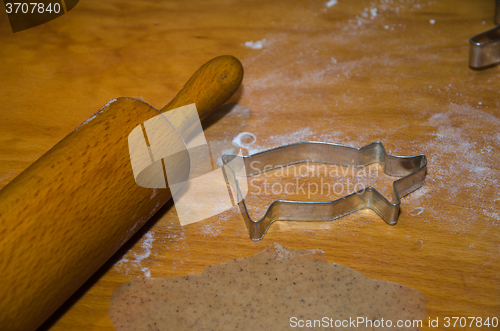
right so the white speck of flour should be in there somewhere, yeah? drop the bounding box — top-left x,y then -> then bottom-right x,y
429,19 -> 435,24
116,231 -> 156,278
135,232 -> 155,277
141,267 -> 151,278
326,0 -> 338,7
136,232 -> 155,262
410,207 -> 424,216
244,39 -> 266,49
232,132 -> 260,155
267,128 -> 314,146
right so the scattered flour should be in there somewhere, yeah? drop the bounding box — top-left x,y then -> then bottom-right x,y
150,188 -> 158,200
244,39 -> 266,49
232,132 -> 261,155
198,222 -> 223,237
115,231 -> 156,278
133,231 -> 155,264
232,132 -> 256,147
228,128 -> 316,157
483,210 -> 500,222
326,0 -> 338,7
239,19 -> 499,241
141,267 -> 151,278
113,0 -> 497,276
405,104 -> 500,235
74,98 -> 119,131
266,128 -> 315,147
410,207 -> 424,216
227,104 -> 251,118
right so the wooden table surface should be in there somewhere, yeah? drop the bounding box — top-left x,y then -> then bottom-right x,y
1,0 -> 499,330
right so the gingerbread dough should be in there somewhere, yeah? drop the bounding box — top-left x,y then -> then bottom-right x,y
109,243 -> 427,330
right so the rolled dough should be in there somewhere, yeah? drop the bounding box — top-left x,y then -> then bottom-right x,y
109,243 -> 427,330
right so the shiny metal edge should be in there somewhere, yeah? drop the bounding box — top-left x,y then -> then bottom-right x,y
222,141 -> 427,240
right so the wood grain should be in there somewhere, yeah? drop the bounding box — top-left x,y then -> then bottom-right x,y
0,0 -> 498,331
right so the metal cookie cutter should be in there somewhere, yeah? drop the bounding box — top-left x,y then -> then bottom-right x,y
469,0 -> 500,69
222,142 -> 427,240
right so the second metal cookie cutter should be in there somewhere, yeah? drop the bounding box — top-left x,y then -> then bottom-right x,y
222,141 -> 427,240
469,0 -> 500,69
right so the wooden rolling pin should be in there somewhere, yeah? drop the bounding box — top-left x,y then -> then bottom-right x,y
0,55 -> 244,331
